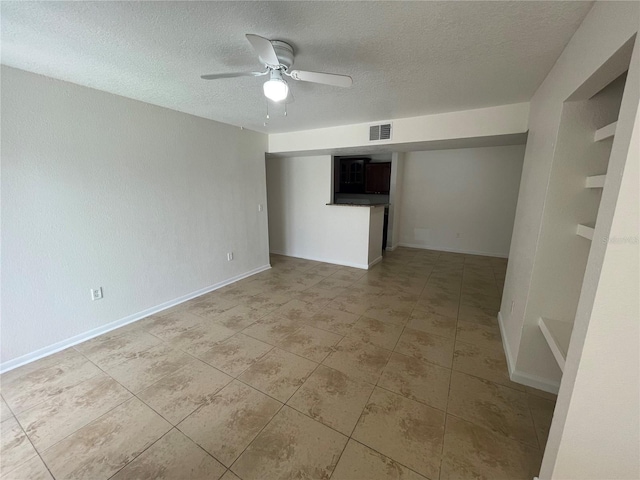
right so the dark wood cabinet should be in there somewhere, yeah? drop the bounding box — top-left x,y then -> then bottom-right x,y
338,158 -> 367,193
365,162 -> 391,194
334,157 -> 391,195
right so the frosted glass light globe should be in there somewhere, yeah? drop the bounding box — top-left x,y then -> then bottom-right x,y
263,78 -> 289,102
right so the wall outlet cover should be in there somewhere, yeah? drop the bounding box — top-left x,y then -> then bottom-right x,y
91,287 -> 103,301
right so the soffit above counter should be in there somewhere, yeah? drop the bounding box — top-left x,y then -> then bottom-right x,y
267,102 -> 529,156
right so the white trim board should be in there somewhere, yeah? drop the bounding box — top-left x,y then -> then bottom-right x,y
398,243 -> 509,258
368,256 -> 383,268
498,311 -> 561,395
269,250 -> 370,270
538,317 -> 573,372
0,264 -> 271,374
387,242 -> 402,252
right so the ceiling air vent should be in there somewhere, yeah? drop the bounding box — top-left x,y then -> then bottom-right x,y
369,123 -> 392,141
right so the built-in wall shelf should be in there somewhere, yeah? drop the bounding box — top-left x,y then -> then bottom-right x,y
594,121 -> 617,142
538,317 -> 574,372
576,224 -> 595,240
585,175 -> 606,188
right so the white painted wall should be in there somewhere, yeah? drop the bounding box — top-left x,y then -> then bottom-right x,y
1,66 -> 270,368
484,2 -> 640,478
542,31 -> 640,480
368,207 -> 385,265
499,1 -> 639,390
268,103 -> 529,154
266,155 -> 376,268
387,152 -> 405,250
514,74 -> 626,388
397,146 -> 525,257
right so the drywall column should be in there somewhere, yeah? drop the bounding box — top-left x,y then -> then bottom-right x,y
540,33 -> 640,480
368,206 -> 385,266
387,152 -> 405,251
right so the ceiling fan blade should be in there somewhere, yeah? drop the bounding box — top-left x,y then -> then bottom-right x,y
201,71 -> 267,80
246,34 -> 280,66
289,70 -> 352,88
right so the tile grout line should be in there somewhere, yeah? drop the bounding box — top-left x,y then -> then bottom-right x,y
1,395 -> 57,480
11,348 -> 140,445
491,251 -> 548,456
4,257 -> 352,478
328,255 -> 421,480
436,251 -> 456,479
73,321 -> 288,477
222,268 -> 373,477
226,354 -> 327,476
3,251 -> 547,480
329,252 -> 439,480
43,348 -> 179,479
105,427 -> 177,480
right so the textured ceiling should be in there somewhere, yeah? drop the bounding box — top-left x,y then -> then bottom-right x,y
1,1 -> 593,134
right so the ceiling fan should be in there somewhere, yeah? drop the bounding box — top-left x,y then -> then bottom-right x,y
201,34 -> 353,102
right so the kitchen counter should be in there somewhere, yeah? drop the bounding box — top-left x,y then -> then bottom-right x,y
322,202 -> 386,269
325,203 -> 389,207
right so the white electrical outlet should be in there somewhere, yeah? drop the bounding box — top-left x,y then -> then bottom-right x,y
227,252 -> 233,261
258,204 -> 263,212
91,287 -> 103,301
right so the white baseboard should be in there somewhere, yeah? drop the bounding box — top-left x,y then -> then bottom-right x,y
368,256 -> 383,269
385,244 -> 398,252
510,367 -> 560,395
270,251 -> 369,270
0,264 -> 272,374
497,311 -> 560,395
497,311 -> 517,375
397,242 -> 509,259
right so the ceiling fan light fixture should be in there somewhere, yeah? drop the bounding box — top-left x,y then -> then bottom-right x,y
263,71 -> 289,102
200,34 -> 353,106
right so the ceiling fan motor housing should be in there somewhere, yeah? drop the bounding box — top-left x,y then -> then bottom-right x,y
268,40 -> 294,70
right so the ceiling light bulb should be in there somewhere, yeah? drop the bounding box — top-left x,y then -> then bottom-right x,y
263,77 -> 289,102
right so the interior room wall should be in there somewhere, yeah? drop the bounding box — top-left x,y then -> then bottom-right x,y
513,74 -> 627,389
542,31 -> 640,480
498,1 -> 638,389
387,152 -> 405,250
1,66 -> 270,369
266,155 -> 374,268
490,2 -> 639,478
397,145 -> 525,257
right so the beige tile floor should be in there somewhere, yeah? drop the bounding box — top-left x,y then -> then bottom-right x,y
0,248 -> 557,480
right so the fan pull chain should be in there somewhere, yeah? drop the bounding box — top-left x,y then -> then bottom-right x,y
284,102 -> 287,116
264,99 -> 270,126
